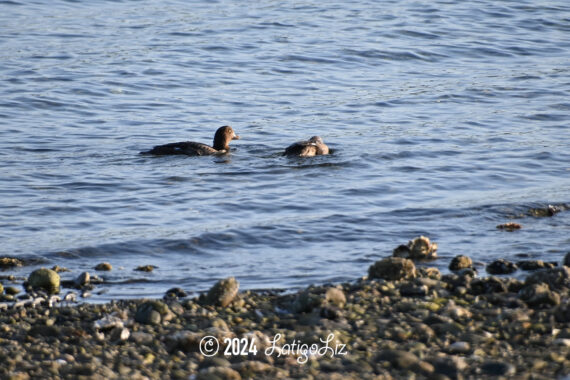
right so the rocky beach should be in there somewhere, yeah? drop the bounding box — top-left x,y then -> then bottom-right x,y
1,236 -> 570,380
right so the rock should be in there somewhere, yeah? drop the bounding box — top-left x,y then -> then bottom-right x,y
449,255 -> 473,271
519,283 -> 560,307
5,286 -> 20,295
470,277 -> 507,294
292,289 -> 322,313
517,260 -> 556,271
134,265 -> 157,272
135,300 -> 174,325
529,205 -> 562,217
196,366 -> 241,380
325,287 -> 346,308
376,349 -> 419,369
110,327 -> 130,342
206,277 -> 239,307
74,272 -> 90,287
399,283 -> 428,297
369,257 -> 416,281
393,236 -> 438,260
0,257 -> 24,268
481,361 -> 516,376
486,259 -> 517,275
447,341 -> 471,354
94,262 -> 112,271
433,356 -> 467,380
419,267 -> 441,279
27,268 -> 60,294
164,287 -> 187,299
525,267 -> 570,290
0,282 -> 3,294
496,222 -> 522,231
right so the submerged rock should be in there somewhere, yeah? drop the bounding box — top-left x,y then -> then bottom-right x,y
517,260 -> 556,271
486,259 -> 518,275
0,257 -> 24,268
496,222 -> 522,231
27,268 -> 60,294
393,236 -> 438,260
206,277 -> 239,307
449,255 -> 473,271
95,262 -> 112,271
369,257 -> 416,281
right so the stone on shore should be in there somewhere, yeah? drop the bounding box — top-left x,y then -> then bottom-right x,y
369,257 -> 416,281
27,268 -> 60,294
486,259 -> 518,275
206,277 -> 239,307
449,255 -> 473,271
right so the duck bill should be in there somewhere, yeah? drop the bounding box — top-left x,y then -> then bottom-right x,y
233,134 -> 240,140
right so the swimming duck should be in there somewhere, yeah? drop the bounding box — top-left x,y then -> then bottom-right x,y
141,126 -> 240,156
284,136 -> 329,157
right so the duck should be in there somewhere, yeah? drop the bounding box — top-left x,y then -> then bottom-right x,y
141,126 -> 240,156
283,136 -> 330,157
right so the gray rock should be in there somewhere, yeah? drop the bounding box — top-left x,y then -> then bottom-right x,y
27,268 -> 60,294
449,255 -> 473,271
135,300 -> 173,325
206,277 -> 239,307
74,272 -> 90,287
369,257 -> 416,281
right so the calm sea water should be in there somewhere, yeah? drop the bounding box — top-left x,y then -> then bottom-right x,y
1,0 -> 569,300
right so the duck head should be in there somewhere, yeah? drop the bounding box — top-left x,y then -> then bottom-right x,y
213,126 -> 240,151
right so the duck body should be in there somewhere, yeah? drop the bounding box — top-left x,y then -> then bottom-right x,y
141,126 -> 239,156
284,136 -> 329,157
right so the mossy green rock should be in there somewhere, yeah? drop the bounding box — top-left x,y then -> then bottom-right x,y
28,268 -> 60,294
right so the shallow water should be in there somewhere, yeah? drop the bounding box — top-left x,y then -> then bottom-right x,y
1,0 -> 569,300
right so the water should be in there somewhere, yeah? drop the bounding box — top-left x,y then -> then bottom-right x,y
1,0 -> 569,301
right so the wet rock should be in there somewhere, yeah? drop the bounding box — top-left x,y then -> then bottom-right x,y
369,257 -> 416,281
164,287 -> 187,299
135,300 -> 173,325
517,260 -> 556,271
519,283 -> 561,307
481,361 -> 516,376
134,265 -> 157,272
486,259 -> 517,275
325,287 -> 346,308
0,256 -> 24,268
393,236 -> 438,260
27,268 -> 60,294
525,267 -> 570,290
496,222 -> 522,231
0,282 -> 3,294
320,305 -> 343,320
94,262 -> 112,271
529,205 -> 562,217
449,255 -> 473,271
419,267 -> 441,279
74,272 -> 90,287
196,366 -> 241,380
206,277 -> 240,307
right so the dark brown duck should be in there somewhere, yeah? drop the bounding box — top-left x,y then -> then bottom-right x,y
283,136 -> 330,157
141,126 -> 240,156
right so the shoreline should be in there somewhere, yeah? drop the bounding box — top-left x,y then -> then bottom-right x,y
1,246 -> 570,379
